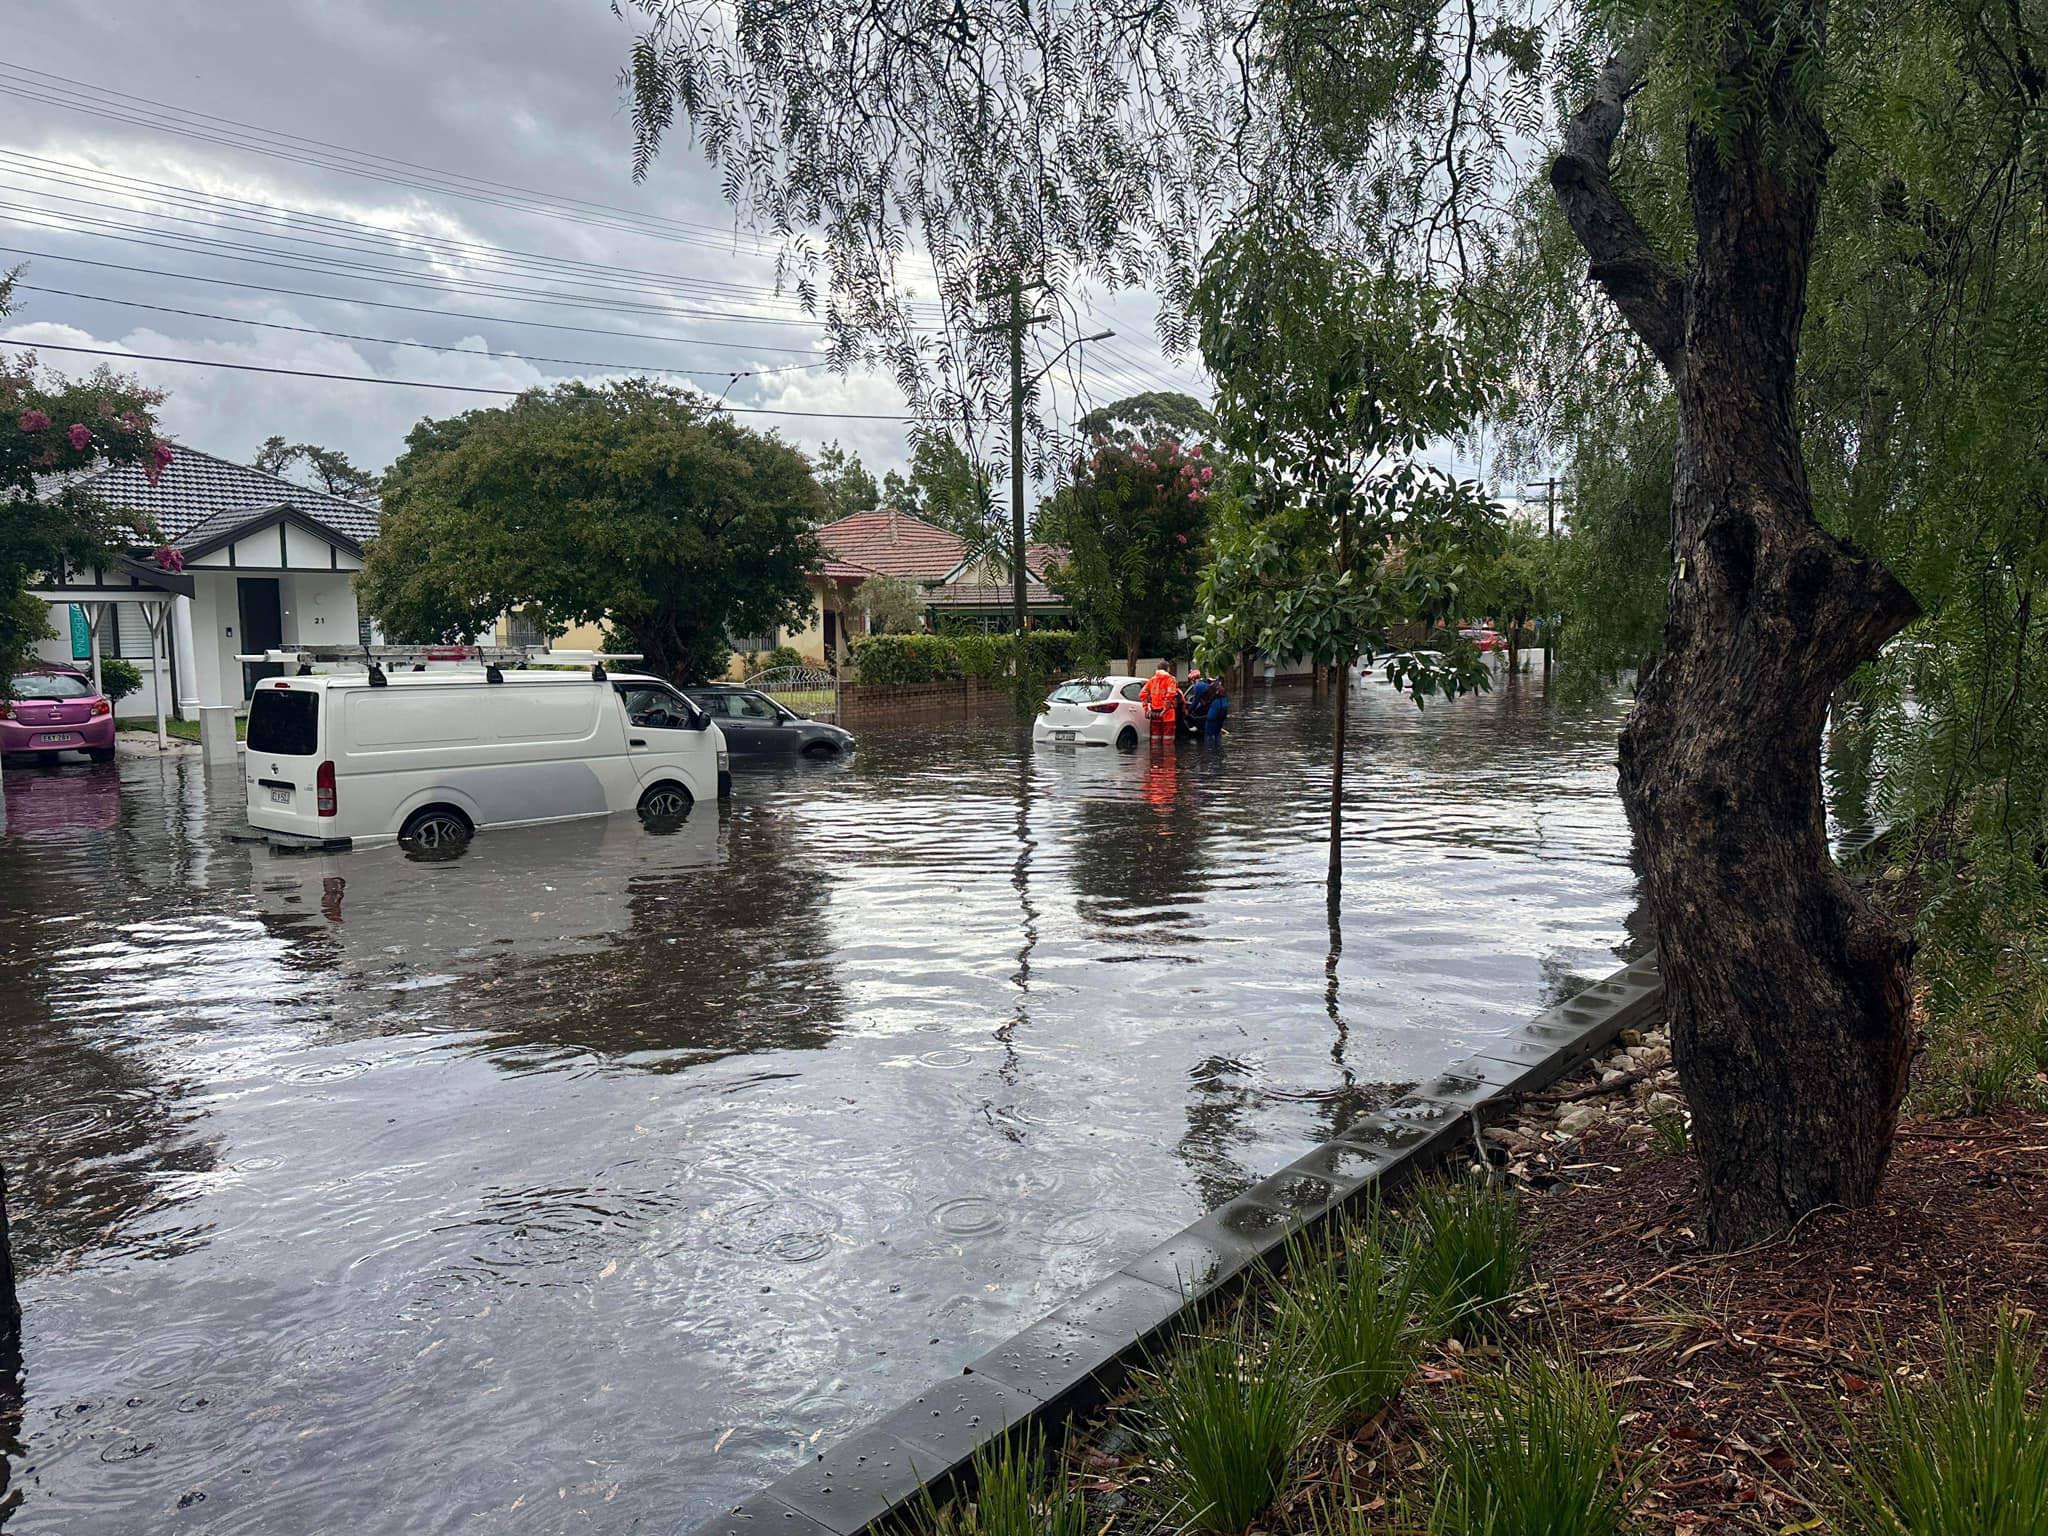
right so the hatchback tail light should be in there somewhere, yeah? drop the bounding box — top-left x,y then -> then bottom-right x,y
316,759 -> 337,817
1086,701 -> 1120,713
89,698 -> 111,717
0,702 -> 11,720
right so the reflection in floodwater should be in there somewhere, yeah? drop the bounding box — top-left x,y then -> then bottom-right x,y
0,675 -> 1641,1533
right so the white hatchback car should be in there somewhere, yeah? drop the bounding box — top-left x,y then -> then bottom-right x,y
1032,675 -> 1152,749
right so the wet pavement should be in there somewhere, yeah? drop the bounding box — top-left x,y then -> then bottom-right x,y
0,673 -> 1640,1533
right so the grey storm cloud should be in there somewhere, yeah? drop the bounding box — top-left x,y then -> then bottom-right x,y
0,0 -> 1205,480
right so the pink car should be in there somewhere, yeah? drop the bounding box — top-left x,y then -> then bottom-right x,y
1,666 -> 117,762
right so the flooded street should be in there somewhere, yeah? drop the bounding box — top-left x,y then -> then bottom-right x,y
0,676 -> 1639,1534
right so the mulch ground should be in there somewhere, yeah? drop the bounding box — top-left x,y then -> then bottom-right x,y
1522,1109 -> 2048,1533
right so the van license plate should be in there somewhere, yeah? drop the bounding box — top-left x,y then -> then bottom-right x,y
36,732 -> 77,744
268,787 -> 293,805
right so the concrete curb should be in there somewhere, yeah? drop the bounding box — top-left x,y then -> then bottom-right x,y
689,949 -> 1665,1536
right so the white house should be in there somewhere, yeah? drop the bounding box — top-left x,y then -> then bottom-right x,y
30,448 -> 379,725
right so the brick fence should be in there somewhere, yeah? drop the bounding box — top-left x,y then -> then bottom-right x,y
832,677 -> 1051,725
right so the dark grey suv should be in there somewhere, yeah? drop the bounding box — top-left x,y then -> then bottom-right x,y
682,685 -> 856,759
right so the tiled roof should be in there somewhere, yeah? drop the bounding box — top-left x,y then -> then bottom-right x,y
815,508 -> 968,580
926,575 -> 1067,609
46,446 -> 380,547
818,557 -> 885,583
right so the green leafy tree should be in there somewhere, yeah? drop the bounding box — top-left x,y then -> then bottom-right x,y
1074,392 -> 1216,445
253,435 -> 379,499
811,440 -> 879,521
359,380 -> 823,683
1193,223 -> 1500,904
1475,517 -> 1558,674
0,283 -> 174,695
1038,420 -> 1215,674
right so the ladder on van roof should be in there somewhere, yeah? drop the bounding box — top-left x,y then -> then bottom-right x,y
234,644 -> 644,684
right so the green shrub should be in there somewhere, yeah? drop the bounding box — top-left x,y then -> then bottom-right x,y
915,1428 -> 1086,1536
850,632 -> 963,684
98,655 -> 145,703
765,644 -> 804,671
1019,629 -> 1079,677
1405,1176 -> 1527,1337
1271,1213 -> 1419,1432
953,631 -> 1010,681
1423,1354 -> 1643,1536
1828,1311 -> 2048,1536
1145,1321 -> 1311,1534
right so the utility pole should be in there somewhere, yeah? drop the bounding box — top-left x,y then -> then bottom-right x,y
975,273 -> 1107,698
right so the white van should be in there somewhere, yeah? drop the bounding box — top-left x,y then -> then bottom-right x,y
242,664 -> 728,850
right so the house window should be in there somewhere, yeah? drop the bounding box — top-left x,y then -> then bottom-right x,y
108,601 -> 156,659
506,608 -> 550,649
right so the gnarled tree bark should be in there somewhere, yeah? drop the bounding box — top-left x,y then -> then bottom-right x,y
1551,7 -> 1920,1248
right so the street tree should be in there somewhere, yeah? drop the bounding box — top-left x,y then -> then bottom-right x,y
1193,224 -> 1499,905
615,0 -> 1980,1245
1476,517 -> 1555,674
359,380 -> 822,683
1037,413 -> 1216,674
881,431 -> 993,545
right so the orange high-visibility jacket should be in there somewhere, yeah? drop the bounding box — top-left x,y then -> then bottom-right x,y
1141,672 -> 1179,717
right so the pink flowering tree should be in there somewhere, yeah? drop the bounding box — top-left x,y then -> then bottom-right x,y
1037,397 -> 1217,675
1,280 -> 174,693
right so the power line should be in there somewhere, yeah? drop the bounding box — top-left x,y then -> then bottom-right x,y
0,245 -> 830,354
0,204 -> 869,329
0,62 -> 754,248
13,285 -> 843,380
0,153 -> 952,319
0,155 -> 820,310
0,338 -> 916,420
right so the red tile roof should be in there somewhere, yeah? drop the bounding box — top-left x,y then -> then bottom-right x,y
815,508 -> 967,580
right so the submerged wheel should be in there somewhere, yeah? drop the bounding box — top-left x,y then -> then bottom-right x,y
399,805 -> 472,852
637,782 -> 693,821
801,740 -> 839,760
87,746 -> 116,763
1115,726 -> 1139,751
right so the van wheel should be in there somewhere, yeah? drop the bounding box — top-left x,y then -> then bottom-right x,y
637,782 -> 692,822
1116,726 -> 1138,751
399,806 -> 472,853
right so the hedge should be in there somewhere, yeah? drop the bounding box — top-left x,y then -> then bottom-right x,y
849,630 -> 1081,686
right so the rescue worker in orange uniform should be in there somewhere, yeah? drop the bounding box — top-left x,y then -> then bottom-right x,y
1140,662 -> 1180,740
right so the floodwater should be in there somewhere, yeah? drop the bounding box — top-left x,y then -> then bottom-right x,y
0,674 -> 1640,1534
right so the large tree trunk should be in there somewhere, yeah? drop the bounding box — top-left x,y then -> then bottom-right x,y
1554,11 -> 1919,1248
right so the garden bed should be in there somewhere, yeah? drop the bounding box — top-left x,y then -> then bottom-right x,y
932,1032 -> 2048,1536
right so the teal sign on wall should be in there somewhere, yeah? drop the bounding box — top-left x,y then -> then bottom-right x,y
68,604 -> 90,661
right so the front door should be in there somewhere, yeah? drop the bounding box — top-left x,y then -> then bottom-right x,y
237,578 -> 284,698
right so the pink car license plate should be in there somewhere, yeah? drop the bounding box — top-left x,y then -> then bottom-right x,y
36,732 -> 78,744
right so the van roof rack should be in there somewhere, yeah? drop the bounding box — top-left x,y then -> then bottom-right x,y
234,645 -> 645,684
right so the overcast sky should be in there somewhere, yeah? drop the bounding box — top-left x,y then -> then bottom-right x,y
0,0 -> 1211,491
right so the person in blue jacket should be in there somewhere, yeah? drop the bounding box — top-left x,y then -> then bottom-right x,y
1182,669 -> 1214,734
1201,678 -> 1230,738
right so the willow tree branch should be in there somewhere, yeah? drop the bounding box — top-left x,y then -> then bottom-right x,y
1549,31 -> 1687,375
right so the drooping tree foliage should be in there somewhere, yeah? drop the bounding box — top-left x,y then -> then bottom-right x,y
616,0 -> 2048,1244
360,380 -> 822,683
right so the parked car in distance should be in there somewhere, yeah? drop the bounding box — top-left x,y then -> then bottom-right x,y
1,665 -> 117,762
1459,626 -> 1508,653
1033,675 -> 1150,750
680,684 -> 855,759
243,668 -> 727,851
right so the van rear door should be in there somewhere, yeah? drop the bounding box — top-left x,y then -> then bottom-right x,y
246,681 -> 326,834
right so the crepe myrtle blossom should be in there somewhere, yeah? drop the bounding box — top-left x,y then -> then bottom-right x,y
145,440 -> 174,487
18,408 -> 50,432
68,423 -> 93,451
